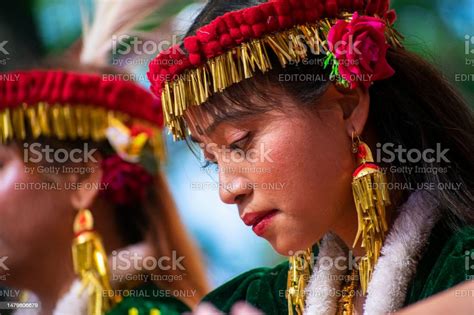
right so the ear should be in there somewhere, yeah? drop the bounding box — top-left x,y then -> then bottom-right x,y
341,86 -> 370,138
70,155 -> 104,210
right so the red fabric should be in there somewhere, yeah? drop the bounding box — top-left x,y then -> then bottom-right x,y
352,0 -> 365,10
184,36 -> 201,53
252,24 -> 268,38
365,0 -> 390,17
324,0 -> 339,17
357,143 -> 368,159
100,154 -> 154,207
0,70 -> 163,126
147,0 -> 396,95
352,163 -> 380,177
243,6 -> 265,25
220,34 -> 234,48
294,9 -> 306,24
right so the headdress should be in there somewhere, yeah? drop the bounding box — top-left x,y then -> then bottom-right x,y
148,0 -> 403,140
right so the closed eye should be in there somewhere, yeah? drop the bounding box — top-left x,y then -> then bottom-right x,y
201,159 -> 218,172
228,132 -> 250,151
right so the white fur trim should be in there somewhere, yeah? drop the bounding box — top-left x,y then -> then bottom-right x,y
304,232 -> 349,315
363,191 -> 440,315
303,190 -> 440,315
15,243 -> 152,315
53,280 -> 88,315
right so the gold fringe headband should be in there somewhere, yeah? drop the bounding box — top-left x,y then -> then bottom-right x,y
0,70 -> 166,162
148,0 -> 403,140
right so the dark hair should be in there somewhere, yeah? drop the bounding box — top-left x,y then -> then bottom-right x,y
184,0 -> 474,229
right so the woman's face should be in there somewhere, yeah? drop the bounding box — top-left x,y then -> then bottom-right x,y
0,143 -> 74,285
187,85 -> 364,255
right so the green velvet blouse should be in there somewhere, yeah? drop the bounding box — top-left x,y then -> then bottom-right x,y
202,224 -> 474,314
106,283 -> 191,315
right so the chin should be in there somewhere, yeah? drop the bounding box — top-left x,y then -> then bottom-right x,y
269,236 -> 312,257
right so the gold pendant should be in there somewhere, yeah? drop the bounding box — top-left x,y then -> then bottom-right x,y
286,248 -> 313,315
337,268 -> 359,315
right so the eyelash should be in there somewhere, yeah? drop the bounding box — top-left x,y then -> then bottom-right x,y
228,134 -> 249,151
201,160 -> 218,170
200,132 -> 251,169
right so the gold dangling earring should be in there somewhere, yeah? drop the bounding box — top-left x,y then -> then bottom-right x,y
351,133 -> 390,295
71,209 -> 120,315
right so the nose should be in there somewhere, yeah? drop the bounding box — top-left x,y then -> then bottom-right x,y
218,167 -> 252,204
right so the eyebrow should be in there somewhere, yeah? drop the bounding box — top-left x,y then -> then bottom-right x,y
189,115 -> 235,144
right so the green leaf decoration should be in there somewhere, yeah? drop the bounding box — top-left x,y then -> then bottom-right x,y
323,51 -> 350,87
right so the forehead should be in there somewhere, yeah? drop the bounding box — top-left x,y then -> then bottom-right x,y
184,106 -> 214,140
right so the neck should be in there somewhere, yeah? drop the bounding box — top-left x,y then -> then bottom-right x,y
11,245 -> 76,315
12,202 -> 128,314
331,202 -> 398,259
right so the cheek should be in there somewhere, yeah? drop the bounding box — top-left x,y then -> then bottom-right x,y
249,115 -> 355,246
0,160 -> 71,263
256,116 -> 353,201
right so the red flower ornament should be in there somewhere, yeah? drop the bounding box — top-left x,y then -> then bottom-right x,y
326,12 -> 395,89
100,155 -> 153,207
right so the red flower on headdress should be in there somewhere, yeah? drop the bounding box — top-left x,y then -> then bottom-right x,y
100,155 -> 153,206
327,12 -> 395,89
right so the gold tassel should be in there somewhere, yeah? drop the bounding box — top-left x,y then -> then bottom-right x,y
0,109 -> 13,142
0,104 -> 165,162
12,107 -> 26,140
351,139 -> 390,295
336,268 -> 359,315
160,20 -> 338,140
72,209 -> 119,315
286,248 -> 313,315
158,14 -> 403,140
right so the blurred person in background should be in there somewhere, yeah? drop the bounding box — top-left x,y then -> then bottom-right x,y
148,0 -> 474,314
0,1 -> 209,315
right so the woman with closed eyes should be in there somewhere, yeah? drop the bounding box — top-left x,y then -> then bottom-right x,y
148,0 -> 474,314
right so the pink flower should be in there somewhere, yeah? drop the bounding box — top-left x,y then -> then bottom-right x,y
327,12 -> 395,89
100,155 -> 153,206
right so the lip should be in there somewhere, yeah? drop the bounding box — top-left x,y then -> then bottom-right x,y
242,209 -> 278,236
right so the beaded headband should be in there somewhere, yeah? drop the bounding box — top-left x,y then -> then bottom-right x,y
0,70 -> 165,159
0,70 -> 166,206
148,0 -> 403,140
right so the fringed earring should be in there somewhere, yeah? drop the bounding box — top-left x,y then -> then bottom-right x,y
351,134 -> 390,295
72,209 -> 119,315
